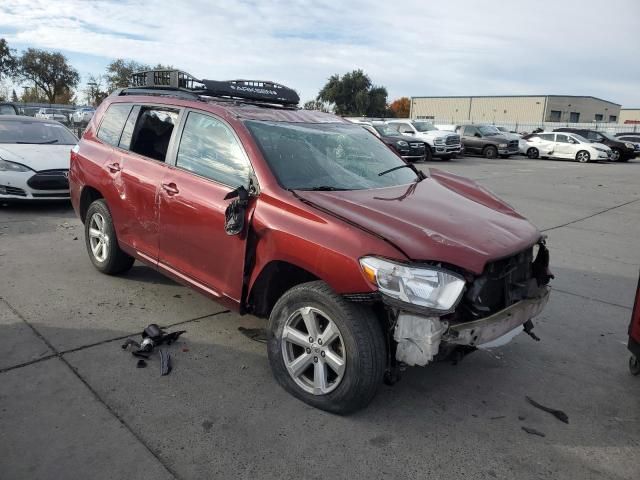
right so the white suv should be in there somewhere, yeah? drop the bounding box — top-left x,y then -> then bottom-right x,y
386,120 -> 462,160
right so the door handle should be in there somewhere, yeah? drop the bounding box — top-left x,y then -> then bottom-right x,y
106,162 -> 121,173
161,182 -> 179,195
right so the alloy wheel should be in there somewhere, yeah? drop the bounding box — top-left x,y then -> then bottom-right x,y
611,149 -> 621,161
281,306 -> 346,395
576,151 -> 590,163
88,212 -> 109,262
527,148 -> 539,159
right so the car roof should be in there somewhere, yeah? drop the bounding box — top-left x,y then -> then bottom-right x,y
0,115 -> 63,123
107,94 -> 346,124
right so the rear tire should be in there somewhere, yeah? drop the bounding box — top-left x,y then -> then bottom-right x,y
267,281 -> 386,414
527,147 -> 539,159
484,145 -> 498,159
575,150 -> 590,163
84,199 -> 134,275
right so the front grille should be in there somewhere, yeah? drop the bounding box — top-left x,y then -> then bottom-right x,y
508,140 -> 519,149
0,185 -> 27,196
32,192 -> 70,198
446,135 -> 460,145
458,247 -> 535,321
27,170 -> 69,190
409,142 -> 425,155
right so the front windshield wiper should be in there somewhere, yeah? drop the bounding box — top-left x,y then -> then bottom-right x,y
15,139 -> 59,144
299,186 -> 349,191
378,164 -> 426,182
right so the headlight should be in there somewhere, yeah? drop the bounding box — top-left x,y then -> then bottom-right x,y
0,159 -> 32,172
498,143 -> 508,148
434,137 -> 445,144
359,257 -> 466,311
594,147 -> 607,153
396,140 -> 409,147
625,142 -> 634,149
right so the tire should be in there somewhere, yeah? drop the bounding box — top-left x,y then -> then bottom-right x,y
575,150 -> 590,163
527,147 -> 539,159
424,147 -> 432,162
441,155 -> 452,161
267,280 -> 386,414
483,145 -> 498,159
630,355 -> 640,376
499,155 -> 510,159
611,148 -> 621,162
84,199 -> 134,275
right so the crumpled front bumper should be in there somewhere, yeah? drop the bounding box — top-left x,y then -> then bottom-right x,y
446,287 -> 550,347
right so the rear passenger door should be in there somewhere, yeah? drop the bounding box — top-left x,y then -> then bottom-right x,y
158,110 -> 253,305
106,104 -> 181,261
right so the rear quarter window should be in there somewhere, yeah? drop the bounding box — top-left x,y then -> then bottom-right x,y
97,104 -> 133,146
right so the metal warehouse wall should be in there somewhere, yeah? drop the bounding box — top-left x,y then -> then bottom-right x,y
620,109 -> 640,124
544,97 -> 621,123
468,96 -> 546,123
410,97 -> 471,122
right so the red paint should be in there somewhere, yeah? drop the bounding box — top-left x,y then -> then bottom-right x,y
71,94 -> 544,313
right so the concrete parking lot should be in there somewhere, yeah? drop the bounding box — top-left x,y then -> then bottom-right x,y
1,155 -> 639,480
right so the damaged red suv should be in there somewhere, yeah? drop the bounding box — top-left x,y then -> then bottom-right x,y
70,70 -> 552,413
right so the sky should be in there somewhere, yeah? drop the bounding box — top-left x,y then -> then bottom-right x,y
1,0 -> 639,106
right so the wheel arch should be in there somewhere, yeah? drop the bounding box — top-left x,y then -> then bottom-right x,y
79,185 -> 104,223
247,260 -> 321,318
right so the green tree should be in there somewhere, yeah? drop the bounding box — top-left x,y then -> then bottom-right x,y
303,99 -> 332,112
317,70 -> 389,117
13,48 -> 79,103
0,38 -> 17,81
105,59 -> 150,91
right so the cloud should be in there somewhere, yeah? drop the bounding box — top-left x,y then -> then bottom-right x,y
1,0 -> 639,105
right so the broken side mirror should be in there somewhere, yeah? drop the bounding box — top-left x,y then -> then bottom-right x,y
224,185 -> 250,236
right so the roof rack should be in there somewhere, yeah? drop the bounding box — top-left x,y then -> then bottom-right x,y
124,69 -> 300,107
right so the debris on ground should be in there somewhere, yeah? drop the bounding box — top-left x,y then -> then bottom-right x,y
490,416 -> 506,420
122,324 -> 185,376
238,326 -> 268,343
526,396 -> 569,424
521,426 -> 546,437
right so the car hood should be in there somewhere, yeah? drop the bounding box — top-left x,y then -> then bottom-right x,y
499,132 -> 521,141
295,169 -> 541,274
382,134 -> 422,144
0,144 -> 72,171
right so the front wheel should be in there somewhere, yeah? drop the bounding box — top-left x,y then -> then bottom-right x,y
611,148 -> 621,162
630,355 -> 640,376
424,147 -> 432,162
84,199 -> 135,274
267,281 -> 386,414
527,147 -> 539,159
576,150 -> 591,163
484,146 -> 498,159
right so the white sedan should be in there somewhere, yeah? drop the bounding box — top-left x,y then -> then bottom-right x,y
0,116 -> 77,200
519,131 -> 612,163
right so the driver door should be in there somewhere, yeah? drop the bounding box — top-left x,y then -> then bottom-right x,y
158,110 -> 254,306
554,134 -> 575,159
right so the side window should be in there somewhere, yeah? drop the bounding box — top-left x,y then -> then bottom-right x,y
556,134 -> 570,143
464,126 -> 478,136
397,123 -> 414,134
118,106 -> 141,149
175,111 -> 250,187
97,104 -> 132,146
129,106 -> 179,162
539,133 -> 554,141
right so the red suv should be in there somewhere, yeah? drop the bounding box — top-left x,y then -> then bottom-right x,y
70,70 -> 552,413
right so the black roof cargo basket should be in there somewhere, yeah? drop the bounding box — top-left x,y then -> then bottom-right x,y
125,69 -> 299,107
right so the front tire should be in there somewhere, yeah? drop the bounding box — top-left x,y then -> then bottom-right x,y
84,199 -> 134,274
611,148 -> 621,162
527,147 -> 539,159
484,145 -> 498,159
424,147 -> 432,162
576,150 -> 590,163
267,281 -> 386,414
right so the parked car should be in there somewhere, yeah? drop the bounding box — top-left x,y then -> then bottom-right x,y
613,134 -> 640,156
0,116 -> 77,200
69,70 -> 553,414
71,107 -> 95,125
35,108 -> 69,124
361,123 -> 426,162
519,132 -> 612,162
386,120 -> 462,160
554,128 -> 635,162
457,124 -> 519,158
0,103 -> 20,115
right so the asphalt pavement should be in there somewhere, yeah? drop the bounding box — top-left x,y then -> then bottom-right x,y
1,155 -> 639,479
